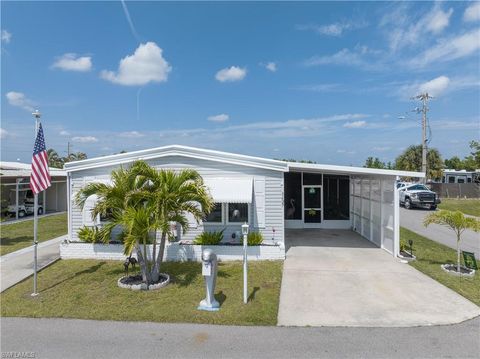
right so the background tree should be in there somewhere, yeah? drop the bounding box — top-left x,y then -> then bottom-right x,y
364,157 -> 387,169
444,156 -> 464,170
47,149 -> 64,168
394,145 -> 443,180
66,152 -> 88,162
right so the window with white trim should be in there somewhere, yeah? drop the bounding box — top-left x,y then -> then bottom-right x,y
204,203 -> 223,224
227,203 -> 248,223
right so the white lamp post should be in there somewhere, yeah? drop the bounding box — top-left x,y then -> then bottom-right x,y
241,222 -> 249,304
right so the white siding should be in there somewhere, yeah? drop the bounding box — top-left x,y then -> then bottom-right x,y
351,175 -> 398,255
69,155 -> 284,245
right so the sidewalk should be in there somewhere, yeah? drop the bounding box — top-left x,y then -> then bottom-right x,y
0,235 -> 66,292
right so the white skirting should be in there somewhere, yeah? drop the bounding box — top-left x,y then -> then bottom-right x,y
60,242 -> 285,261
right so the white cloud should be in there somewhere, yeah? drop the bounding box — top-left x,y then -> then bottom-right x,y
372,146 -> 391,151
381,4 -> 453,52
297,20 -> 367,37
207,114 -> 229,123
59,130 -> 70,136
304,46 -> 383,70
265,62 -> 277,72
118,131 -> 144,138
5,92 -> 35,112
1,29 -> 11,43
101,42 -> 172,86
425,7 -> 453,34
336,149 -> 356,154
464,2 -> 480,22
0,128 -> 8,139
293,83 -> 343,93
72,136 -> 98,143
418,76 -> 450,96
408,28 -> 480,67
215,66 -> 247,82
52,53 -> 92,72
343,120 -> 367,128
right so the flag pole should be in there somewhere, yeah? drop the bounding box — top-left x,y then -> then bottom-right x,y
31,110 -> 41,297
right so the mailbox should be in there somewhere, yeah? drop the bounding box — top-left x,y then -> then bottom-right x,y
198,249 -> 220,311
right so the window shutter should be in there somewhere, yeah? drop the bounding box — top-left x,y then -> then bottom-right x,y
253,177 -> 265,228
83,194 -> 99,227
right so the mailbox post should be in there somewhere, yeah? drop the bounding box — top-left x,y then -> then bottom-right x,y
242,222 -> 249,304
198,249 -> 220,311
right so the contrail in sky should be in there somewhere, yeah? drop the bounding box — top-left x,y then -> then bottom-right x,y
121,0 -> 141,43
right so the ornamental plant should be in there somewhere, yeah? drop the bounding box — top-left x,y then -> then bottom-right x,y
424,210 -> 480,273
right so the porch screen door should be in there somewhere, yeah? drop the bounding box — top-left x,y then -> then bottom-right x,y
303,186 -> 322,223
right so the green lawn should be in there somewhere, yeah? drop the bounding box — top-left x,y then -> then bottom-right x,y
0,213 -> 67,256
438,198 -> 480,217
0,259 -> 283,325
400,227 -> 480,306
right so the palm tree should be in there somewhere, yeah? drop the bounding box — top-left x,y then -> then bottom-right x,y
131,162 -> 214,282
75,162 -> 154,283
75,161 -> 213,285
424,210 -> 480,273
47,148 -> 64,168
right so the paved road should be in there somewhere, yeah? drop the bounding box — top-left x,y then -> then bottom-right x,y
0,235 -> 66,292
400,207 -> 480,259
1,317 -> 479,359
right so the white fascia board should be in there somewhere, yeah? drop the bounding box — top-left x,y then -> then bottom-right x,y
287,162 -> 425,178
64,145 -> 288,173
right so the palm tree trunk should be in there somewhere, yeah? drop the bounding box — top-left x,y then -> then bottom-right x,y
152,230 -> 157,273
151,232 -> 167,282
135,245 -> 149,283
457,233 -> 461,273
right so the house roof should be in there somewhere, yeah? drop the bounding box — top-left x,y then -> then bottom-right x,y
0,161 -> 67,178
63,144 -> 424,178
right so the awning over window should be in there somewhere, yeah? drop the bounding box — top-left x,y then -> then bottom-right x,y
204,177 -> 253,203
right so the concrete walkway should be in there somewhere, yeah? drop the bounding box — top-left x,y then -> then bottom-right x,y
278,229 -> 480,327
0,235 -> 66,292
400,207 -> 480,259
2,317 -> 480,359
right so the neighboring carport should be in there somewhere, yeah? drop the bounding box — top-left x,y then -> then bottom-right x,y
278,229 -> 480,327
0,162 -> 67,220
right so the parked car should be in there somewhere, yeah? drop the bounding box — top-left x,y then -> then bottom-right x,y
396,181 -> 413,189
399,184 -> 441,210
6,202 -> 44,217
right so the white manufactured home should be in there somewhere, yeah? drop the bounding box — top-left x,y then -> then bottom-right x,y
62,145 -> 423,260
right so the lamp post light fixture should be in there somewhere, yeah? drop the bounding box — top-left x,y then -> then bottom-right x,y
242,222 -> 249,304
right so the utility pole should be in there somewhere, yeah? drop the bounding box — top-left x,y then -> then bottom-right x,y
412,93 -> 433,183
67,141 -> 71,158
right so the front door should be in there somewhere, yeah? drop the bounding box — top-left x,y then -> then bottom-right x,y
303,185 -> 322,225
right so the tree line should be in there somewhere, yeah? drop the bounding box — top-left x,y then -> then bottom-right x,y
364,140 -> 480,180
47,148 -> 88,169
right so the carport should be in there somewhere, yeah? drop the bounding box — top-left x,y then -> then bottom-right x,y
0,161 -> 67,219
279,228 -> 480,327
284,163 -> 425,257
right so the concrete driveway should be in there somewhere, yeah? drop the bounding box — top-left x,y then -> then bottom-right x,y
278,229 -> 480,327
400,207 -> 480,259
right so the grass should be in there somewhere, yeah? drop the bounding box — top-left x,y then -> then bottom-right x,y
401,227 -> 480,306
0,259 -> 283,326
0,213 -> 67,256
438,198 -> 480,217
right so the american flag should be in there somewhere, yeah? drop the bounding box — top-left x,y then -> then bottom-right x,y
30,123 -> 51,194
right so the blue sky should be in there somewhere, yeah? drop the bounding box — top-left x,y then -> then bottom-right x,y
1,1 -> 479,165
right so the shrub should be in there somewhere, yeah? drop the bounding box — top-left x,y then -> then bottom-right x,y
247,231 -> 263,246
194,229 -> 225,245
78,226 -> 103,243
